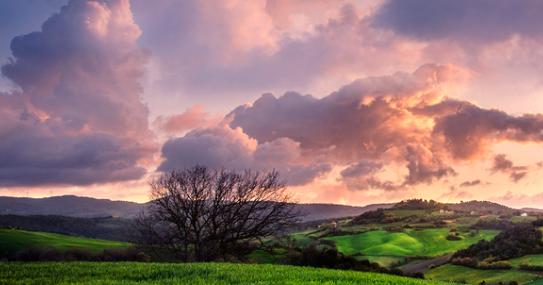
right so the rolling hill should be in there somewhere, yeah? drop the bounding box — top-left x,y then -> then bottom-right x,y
0,228 -> 130,256
0,195 -> 143,218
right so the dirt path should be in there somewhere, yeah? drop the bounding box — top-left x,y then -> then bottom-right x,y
399,254 -> 452,274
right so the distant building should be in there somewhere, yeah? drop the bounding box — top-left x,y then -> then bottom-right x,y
521,213 -> 528,217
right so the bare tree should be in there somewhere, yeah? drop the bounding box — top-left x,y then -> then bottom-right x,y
135,166 -> 298,261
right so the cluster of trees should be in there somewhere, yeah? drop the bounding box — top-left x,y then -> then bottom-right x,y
5,247 -> 149,262
470,219 -> 514,230
393,199 -> 442,210
452,223 -> 543,265
350,209 -> 390,225
135,166 -> 298,262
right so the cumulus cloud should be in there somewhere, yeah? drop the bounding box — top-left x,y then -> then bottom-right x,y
222,64 -> 543,190
374,0 -> 543,43
228,64 -> 466,187
0,0 -> 154,186
158,124 -> 330,186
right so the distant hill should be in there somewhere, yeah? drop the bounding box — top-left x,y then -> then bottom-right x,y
445,200 -> 516,215
521,207 -> 543,213
0,215 -> 133,241
0,195 -> 144,218
0,195 -> 391,222
295,203 -> 394,221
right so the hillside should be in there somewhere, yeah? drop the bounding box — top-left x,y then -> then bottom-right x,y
445,200 -> 516,215
0,215 -> 132,242
0,229 -> 130,256
0,262 -> 453,285
0,195 -> 143,218
0,195 -> 390,221
296,203 -> 394,221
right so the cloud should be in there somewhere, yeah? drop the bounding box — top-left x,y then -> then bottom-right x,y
431,103 -> 543,160
491,154 -> 528,182
459,180 -> 482,188
339,160 -> 401,191
228,64 -> 466,188
0,0 -> 155,186
440,186 -> 472,201
132,0 -> 422,101
223,64 -> 543,190
153,105 -> 220,136
373,0 -> 543,43
158,124 -> 330,186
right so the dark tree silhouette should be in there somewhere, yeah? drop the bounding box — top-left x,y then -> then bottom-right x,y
136,166 -> 298,261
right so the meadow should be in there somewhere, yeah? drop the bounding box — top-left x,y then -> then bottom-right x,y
0,229 -> 130,256
324,228 -> 498,257
0,262 -> 455,285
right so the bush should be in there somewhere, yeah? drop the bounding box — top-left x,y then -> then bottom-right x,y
451,257 -> 477,267
446,234 -> 462,241
477,260 -> 512,270
470,219 -> 513,230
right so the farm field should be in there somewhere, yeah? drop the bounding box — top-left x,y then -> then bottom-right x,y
324,229 -> 498,257
0,262 -> 456,285
425,264 -> 542,285
0,229 -> 130,255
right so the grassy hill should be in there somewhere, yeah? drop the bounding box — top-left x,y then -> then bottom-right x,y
0,262 -> 455,285
324,229 -> 498,257
0,228 -> 130,256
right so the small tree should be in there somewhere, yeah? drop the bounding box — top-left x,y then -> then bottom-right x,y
136,166 -> 298,261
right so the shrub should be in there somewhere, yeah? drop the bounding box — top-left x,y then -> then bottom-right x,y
451,257 -> 477,267
476,260 -> 512,270
446,234 -> 462,241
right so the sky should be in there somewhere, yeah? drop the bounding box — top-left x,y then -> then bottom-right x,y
1,0 -> 543,207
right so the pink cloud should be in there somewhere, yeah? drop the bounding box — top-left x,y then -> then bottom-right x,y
153,105 -> 221,135
0,0 -> 155,186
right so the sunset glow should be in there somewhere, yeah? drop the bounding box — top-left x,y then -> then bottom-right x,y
1,0 -> 543,208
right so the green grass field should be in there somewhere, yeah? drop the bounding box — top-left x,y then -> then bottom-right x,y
426,264 -> 541,284
0,262 -> 456,285
0,228 -> 130,255
510,254 -> 543,267
324,229 -> 498,257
